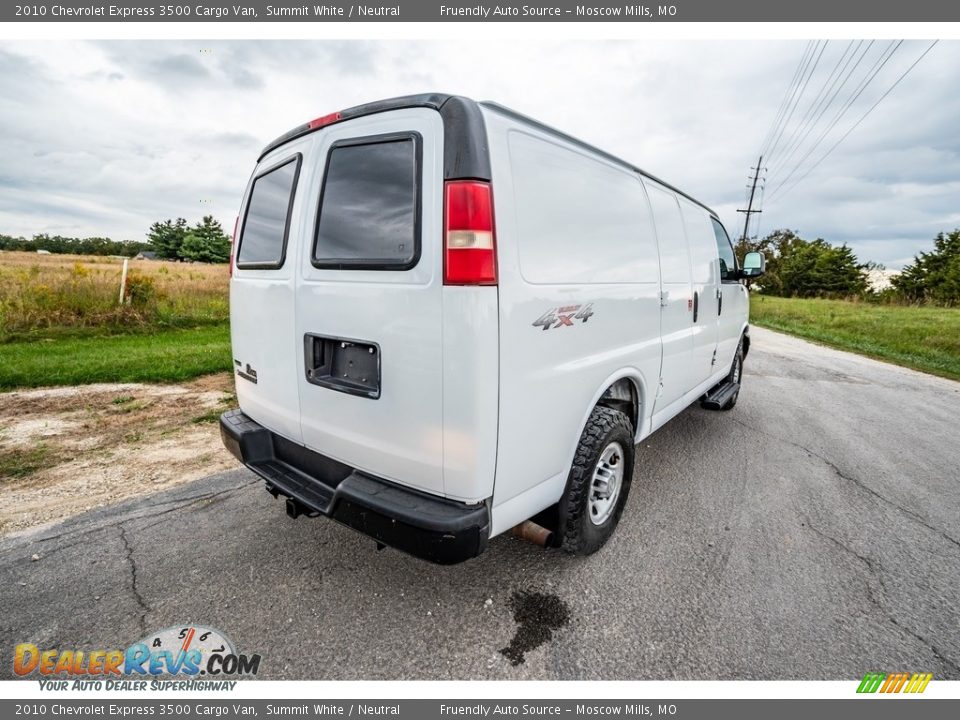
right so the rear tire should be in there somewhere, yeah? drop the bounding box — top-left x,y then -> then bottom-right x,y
557,406 -> 635,555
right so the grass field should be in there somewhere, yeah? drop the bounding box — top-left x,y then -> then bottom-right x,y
0,250 -> 228,339
0,325 -> 231,389
3,251 -> 959,389
750,295 -> 960,381
0,251 -> 231,388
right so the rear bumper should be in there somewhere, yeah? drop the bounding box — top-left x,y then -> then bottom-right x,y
220,409 -> 489,565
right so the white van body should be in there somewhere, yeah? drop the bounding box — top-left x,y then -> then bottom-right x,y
221,94 -> 756,564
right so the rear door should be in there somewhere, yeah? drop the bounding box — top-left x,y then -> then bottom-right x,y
294,108 -> 447,497
231,143 -> 307,443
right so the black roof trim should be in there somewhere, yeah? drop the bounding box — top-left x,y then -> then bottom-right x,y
478,101 -> 718,218
258,94 -> 714,216
258,93 -> 448,162
258,93 -> 491,181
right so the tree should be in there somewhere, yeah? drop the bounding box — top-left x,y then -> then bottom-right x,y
179,216 -> 231,263
147,218 -> 188,260
892,229 -> 960,306
738,228 -> 803,295
0,232 -> 148,256
750,229 -> 868,298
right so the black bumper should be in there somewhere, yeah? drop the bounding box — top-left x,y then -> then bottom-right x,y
220,409 -> 489,565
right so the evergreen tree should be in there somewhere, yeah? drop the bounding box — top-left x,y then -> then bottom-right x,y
147,218 -> 188,259
753,229 -> 868,298
892,230 -> 960,305
179,216 -> 231,263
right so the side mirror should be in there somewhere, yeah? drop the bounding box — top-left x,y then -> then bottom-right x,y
741,251 -> 765,279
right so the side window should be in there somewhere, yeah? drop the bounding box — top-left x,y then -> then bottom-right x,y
711,218 -> 738,282
236,155 -> 301,269
313,133 -> 421,270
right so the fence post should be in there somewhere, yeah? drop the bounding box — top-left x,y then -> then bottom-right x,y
118,257 -> 129,305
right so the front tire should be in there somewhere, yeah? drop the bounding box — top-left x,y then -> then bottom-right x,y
558,406 -> 635,555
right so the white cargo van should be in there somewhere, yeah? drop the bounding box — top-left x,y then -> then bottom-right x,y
220,94 -> 766,564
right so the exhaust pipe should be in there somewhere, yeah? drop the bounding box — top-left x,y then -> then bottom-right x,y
511,520 -> 553,548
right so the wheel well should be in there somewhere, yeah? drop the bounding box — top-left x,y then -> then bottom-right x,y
743,331 -> 751,359
597,378 -> 639,434
531,378 -> 640,543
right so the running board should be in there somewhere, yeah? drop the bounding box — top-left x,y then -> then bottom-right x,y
700,381 -> 740,411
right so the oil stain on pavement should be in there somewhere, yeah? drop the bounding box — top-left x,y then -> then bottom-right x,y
500,590 -> 570,666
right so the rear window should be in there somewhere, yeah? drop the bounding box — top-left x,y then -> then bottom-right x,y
313,134 -> 421,270
237,155 -> 301,269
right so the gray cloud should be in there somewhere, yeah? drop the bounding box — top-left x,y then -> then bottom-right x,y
0,39 -> 957,267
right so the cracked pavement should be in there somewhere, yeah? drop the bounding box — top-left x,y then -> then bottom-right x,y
2,327 -> 959,680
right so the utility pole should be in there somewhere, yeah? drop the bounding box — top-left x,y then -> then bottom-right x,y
737,156 -> 764,241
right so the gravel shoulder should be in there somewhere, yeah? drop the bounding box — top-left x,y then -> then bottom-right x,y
0,373 -> 236,536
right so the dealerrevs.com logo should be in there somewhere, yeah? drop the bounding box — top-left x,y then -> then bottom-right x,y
14,625 -> 261,691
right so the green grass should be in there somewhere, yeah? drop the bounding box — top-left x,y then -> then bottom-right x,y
750,296 -> 960,381
0,442 -> 55,480
192,408 -> 226,424
0,324 -> 231,390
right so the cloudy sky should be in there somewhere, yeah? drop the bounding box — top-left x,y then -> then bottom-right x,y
1,39 -> 957,268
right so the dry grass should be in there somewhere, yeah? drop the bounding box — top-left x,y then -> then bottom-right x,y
0,250 -> 228,339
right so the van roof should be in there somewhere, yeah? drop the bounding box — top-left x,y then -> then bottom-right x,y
259,93 -> 718,219
478,101 -> 719,218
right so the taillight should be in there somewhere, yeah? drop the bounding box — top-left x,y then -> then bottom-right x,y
444,180 -> 497,285
229,215 -> 238,277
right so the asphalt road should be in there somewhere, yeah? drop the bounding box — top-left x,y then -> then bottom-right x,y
3,327 -> 959,680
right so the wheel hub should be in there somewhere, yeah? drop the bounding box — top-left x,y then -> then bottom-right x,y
589,441 -> 625,525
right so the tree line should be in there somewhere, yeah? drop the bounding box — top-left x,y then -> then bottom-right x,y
0,233 -> 151,257
736,228 -> 960,306
0,215 -> 232,263
4,217 -> 959,303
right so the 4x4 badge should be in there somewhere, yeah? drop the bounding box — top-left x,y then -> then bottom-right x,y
532,303 -> 594,331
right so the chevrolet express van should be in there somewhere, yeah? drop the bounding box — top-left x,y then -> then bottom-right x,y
220,94 -> 766,564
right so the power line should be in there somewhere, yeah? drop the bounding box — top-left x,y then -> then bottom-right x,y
764,40 -> 828,165
770,41 -> 858,165
768,40 -> 939,203
766,40 -> 904,199
767,40 -> 900,191
758,41 -> 814,160
767,40 -> 872,179
760,41 -> 819,162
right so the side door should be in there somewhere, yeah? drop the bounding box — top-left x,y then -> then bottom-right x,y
680,200 -> 721,386
645,183 -> 697,413
230,144 -> 308,443
712,218 -> 747,369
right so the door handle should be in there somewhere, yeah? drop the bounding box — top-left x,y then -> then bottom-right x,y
718,288 -> 723,316
693,291 -> 699,323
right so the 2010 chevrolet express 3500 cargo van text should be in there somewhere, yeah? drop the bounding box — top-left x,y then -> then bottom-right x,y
220,94 -> 766,564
